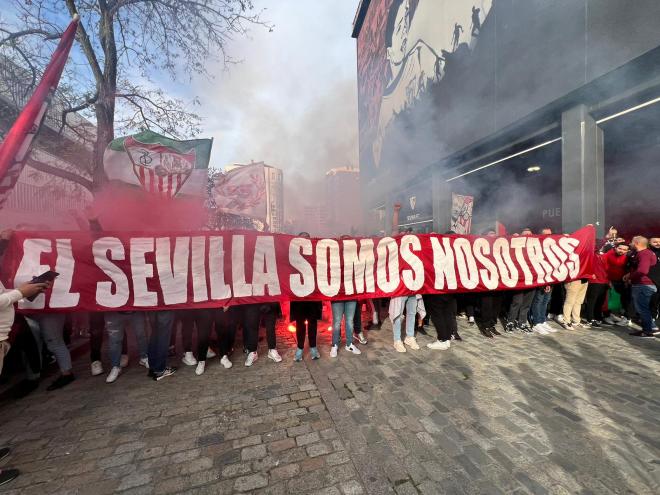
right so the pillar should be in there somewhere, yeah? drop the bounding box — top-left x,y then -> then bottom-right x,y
561,105 -> 604,237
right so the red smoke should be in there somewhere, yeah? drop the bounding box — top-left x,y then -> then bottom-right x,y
92,184 -> 207,232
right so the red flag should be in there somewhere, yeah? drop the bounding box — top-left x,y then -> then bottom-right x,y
0,16 -> 79,209
496,220 -> 507,236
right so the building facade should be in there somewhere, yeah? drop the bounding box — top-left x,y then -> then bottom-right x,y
353,0 -> 660,237
0,54 -> 93,229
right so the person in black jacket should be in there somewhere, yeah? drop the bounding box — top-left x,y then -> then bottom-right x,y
648,237 -> 660,331
291,233 -> 322,361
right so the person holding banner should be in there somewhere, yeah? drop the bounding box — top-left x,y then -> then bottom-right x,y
147,311 -> 177,380
389,295 -> 425,352
330,299 -> 361,358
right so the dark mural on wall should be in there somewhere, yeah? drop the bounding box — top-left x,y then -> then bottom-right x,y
356,0 -> 660,187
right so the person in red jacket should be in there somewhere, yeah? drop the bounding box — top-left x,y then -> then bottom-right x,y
602,242 -> 632,325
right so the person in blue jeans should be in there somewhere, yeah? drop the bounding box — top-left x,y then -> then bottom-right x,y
390,295 -> 421,352
627,236 -> 658,337
26,313 -> 75,391
147,311 -> 177,380
530,285 -> 553,332
104,312 -> 149,383
330,300 -> 361,358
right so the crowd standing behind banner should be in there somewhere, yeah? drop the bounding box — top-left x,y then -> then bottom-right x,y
0,223 -> 657,394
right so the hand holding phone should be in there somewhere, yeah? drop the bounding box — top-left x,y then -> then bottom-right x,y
24,271 -> 59,301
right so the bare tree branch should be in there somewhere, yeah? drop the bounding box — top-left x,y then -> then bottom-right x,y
27,157 -> 94,191
0,28 -> 61,46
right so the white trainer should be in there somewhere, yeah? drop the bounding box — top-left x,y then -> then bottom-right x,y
268,349 -> 283,363
542,323 -> 557,333
345,344 -> 361,355
182,352 -> 197,366
91,360 -> 103,376
220,355 -> 233,369
245,352 -> 258,367
106,366 -> 121,383
533,324 -> 550,335
195,361 -> 206,376
139,357 -> 149,368
427,340 -> 450,350
354,333 -> 368,345
330,345 -> 338,358
615,316 -> 629,326
602,316 -> 617,325
206,348 -> 217,359
404,336 -> 420,350
393,341 -> 406,353
120,354 -> 129,368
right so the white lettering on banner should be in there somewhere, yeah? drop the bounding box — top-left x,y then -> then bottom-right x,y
400,235 -> 424,291
4,229 -> 595,311
544,238 -> 569,281
130,238 -> 157,306
493,238 -> 518,288
231,235 -> 252,297
289,238 -> 314,297
208,237 -> 231,301
376,237 -> 399,292
453,238 -> 479,290
343,239 -> 376,295
316,239 -> 340,297
93,237 -> 129,308
431,237 -> 457,290
252,236 -> 280,296
510,237 -> 533,286
50,239 -> 79,308
15,239 -> 52,309
156,237 -> 190,305
559,237 -> 580,278
191,237 -> 209,302
472,238 -> 499,289
526,238 -> 550,283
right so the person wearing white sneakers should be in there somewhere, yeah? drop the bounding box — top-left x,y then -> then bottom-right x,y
389,295 -> 424,352
330,299 -> 361,357
422,293 -> 454,350
239,303 -> 283,367
214,306 -> 239,371
104,312 -> 149,383
178,309 -> 216,375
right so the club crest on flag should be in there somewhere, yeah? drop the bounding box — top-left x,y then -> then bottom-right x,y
104,130 -> 212,199
124,136 -> 196,197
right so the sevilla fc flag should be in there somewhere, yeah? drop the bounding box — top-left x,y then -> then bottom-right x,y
0,16 -> 79,209
104,130 -> 212,198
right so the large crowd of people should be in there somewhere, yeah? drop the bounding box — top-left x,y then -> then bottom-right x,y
0,225 -> 659,485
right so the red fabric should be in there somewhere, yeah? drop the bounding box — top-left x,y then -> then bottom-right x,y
0,226 -> 596,312
603,249 -> 628,281
630,249 -> 657,286
0,17 -> 78,208
591,253 -> 609,284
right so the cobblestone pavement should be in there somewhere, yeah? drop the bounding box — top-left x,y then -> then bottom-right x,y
0,312 -> 659,494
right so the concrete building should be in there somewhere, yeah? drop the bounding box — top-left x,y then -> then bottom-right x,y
0,54 -> 93,229
325,167 -> 361,236
228,161 -> 285,232
353,0 -> 660,237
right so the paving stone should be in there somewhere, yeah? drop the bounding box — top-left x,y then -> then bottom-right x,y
234,473 -> 269,492
242,444 -> 267,461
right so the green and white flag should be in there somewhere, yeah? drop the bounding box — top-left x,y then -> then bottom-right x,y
104,130 -> 212,198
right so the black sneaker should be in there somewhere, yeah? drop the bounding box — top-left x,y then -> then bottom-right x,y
46,374 -> 75,391
489,326 -> 501,336
153,367 -> 178,381
0,447 -> 9,462
629,331 -> 654,338
452,331 -> 462,341
520,323 -> 533,333
505,322 -> 515,333
589,320 -> 601,328
0,468 -> 19,486
479,327 -> 493,338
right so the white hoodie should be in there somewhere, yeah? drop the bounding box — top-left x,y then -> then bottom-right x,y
0,283 -> 23,341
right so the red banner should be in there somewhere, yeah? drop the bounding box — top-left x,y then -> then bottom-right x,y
0,226 -> 595,312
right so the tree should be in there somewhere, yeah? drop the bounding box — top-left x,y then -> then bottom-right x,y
0,0 -> 268,191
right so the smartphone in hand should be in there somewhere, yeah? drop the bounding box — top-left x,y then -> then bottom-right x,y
27,271 -> 59,301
